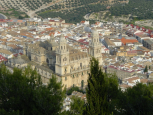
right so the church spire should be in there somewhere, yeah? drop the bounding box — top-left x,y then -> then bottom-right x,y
89,27 -> 103,65
50,34 -> 54,43
59,34 -> 66,44
90,27 -> 100,47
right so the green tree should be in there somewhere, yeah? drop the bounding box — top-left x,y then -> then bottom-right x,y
0,64 -> 65,115
18,15 -> 24,19
67,86 -> 84,95
117,83 -> 153,115
144,65 -> 148,72
0,109 -> 20,115
60,96 -> 85,115
70,96 -> 85,115
85,58 -> 119,115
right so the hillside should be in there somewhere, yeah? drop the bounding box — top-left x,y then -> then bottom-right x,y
0,0 -> 58,18
110,0 -> 153,20
1,0 -> 153,24
36,0 -> 128,23
0,0 -> 128,20
84,0 -> 153,25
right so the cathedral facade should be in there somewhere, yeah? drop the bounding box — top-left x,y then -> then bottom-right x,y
9,29 -> 103,89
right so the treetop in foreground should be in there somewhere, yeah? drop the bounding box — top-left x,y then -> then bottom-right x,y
0,64 -> 65,115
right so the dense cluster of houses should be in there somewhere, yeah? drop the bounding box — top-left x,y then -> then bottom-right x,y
1,17 -> 153,108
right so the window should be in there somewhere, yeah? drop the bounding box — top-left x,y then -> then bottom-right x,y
81,80 -> 84,88
65,77 -> 67,81
80,63 -> 82,69
73,75 -> 74,78
82,72 -> 83,75
46,58 -> 49,63
63,57 -> 67,61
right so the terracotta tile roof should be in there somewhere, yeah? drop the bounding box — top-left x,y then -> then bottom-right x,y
17,20 -> 23,23
0,55 -> 7,62
140,79 -> 148,83
0,49 -> 13,55
119,37 -> 138,45
0,19 -> 7,22
95,22 -> 100,25
46,27 -> 54,31
49,32 -> 55,36
78,39 -> 85,42
0,39 -> 7,42
81,21 -> 85,23
136,26 -> 140,29
13,53 -> 23,57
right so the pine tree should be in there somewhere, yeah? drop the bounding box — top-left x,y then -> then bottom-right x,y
85,58 -> 119,115
144,65 -> 148,73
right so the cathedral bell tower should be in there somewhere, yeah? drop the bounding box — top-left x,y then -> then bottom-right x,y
89,28 -> 103,65
55,34 -> 69,75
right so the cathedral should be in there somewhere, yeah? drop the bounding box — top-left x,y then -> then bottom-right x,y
8,28 -> 103,89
